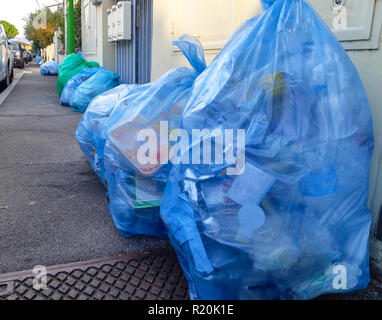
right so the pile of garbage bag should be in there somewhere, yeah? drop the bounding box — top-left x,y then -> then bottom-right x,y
40,61 -> 59,76
160,0 -> 374,300
76,84 -> 142,184
56,53 -> 99,96
60,67 -> 101,106
70,69 -> 121,113
75,0 -> 374,300
36,55 -> 43,64
76,35 -> 207,238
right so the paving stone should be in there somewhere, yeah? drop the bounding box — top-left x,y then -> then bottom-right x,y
67,289 -> 79,299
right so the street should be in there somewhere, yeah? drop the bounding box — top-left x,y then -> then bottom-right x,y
0,64 -> 168,274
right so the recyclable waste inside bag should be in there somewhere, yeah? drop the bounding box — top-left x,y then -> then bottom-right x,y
40,61 -> 59,75
76,84 -> 142,184
56,53 -> 99,96
60,67 -> 101,106
102,35 -> 207,238
70,69 -> 121,113
160,0 -> 374,300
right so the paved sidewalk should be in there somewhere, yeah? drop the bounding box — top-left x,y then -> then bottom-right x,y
0,65 -> 167,274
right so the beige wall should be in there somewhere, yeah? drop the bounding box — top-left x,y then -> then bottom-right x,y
151,0 -> 262,80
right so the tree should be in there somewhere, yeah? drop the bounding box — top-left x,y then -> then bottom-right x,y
24,7 -> 64,50
0,20 -> 19,39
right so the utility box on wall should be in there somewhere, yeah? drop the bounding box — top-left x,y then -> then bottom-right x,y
117,1 -> 132,40
308,0 -> 382,50
107,1 -> 132,42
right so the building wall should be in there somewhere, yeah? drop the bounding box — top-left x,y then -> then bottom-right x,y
81,0 -> 115,71
351,47 -> 382,237
151,0 -> 382,236
53,30 -> 66,65
151,0 -> 262,81
41,44 -> 55,62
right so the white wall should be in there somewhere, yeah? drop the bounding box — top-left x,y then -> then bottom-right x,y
82,0 -> 115,71
151,0 -> 382,235
151,0 -> 262,80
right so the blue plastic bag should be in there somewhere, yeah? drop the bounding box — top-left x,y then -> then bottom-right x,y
160,0 -> 374,300
40,61 -> 59,75
70,69 -> 121,113
76,84 -> 141,184
102,35 -> 207,238
60,67 -> 101,106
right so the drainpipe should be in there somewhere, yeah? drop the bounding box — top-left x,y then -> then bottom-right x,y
64,0 -> 68,53
67,0 -> 75,54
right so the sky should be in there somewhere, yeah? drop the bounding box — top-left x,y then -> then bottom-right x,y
0,0 -> 60,38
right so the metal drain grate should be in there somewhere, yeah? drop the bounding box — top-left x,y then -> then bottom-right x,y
0,248 -> 189,300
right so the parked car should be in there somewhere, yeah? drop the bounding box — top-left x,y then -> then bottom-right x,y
8,40 -> 24,69
0,24 -> 14,90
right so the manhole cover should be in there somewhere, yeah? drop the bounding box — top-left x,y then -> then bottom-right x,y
0,248 -> 189,300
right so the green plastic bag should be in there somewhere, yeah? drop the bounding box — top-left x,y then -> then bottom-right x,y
56,53 -> 99,96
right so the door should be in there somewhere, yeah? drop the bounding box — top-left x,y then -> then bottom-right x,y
83,0 -> 97,55
115,0 -> 153,84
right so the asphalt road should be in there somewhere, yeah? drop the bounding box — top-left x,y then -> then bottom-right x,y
0,65 -> 167,273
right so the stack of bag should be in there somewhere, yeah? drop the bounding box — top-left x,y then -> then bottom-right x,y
36,55 -> 43,64
57,53 -> 121,113
75,0 -> 374,300
56,53 -> 100,96
77,35 -> 207,238
70,69 -> 121,113
40,61 -> 59,76
60,67 -> 101,106
76,83 -> 143,184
